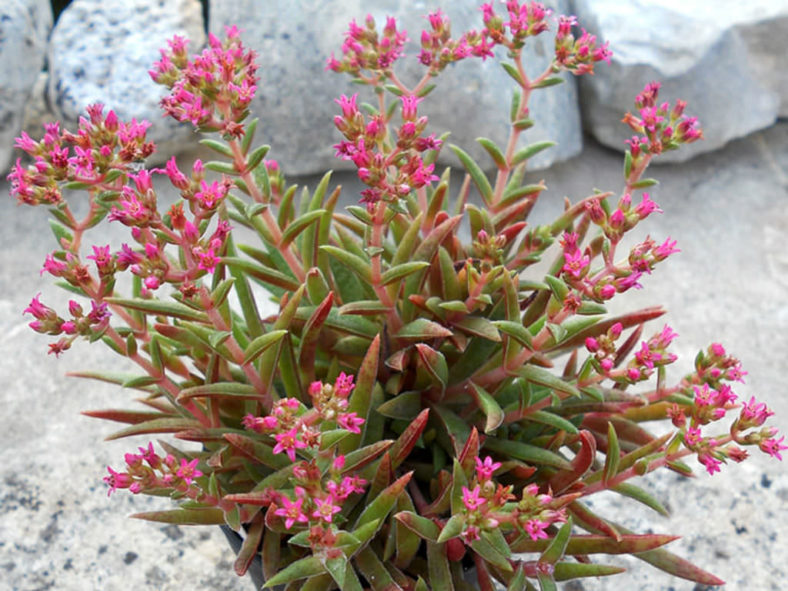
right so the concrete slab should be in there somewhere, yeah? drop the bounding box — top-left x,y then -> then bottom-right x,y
1,121 -> 786,590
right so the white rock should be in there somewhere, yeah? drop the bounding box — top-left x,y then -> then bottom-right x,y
47,0 -> 206,164
572,0 -> 782,162
210,0 -> 582,175
0,0 -> 52,174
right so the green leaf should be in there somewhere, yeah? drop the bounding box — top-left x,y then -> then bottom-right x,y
131,508 -> 224,525
415,344 -> 449,387
222,256 -> 301,292
105,418 -> 203,441
104,297 -> 208,322
454,316 -> 501,342
624,150 -> 633,178
263,556 -> 325,588
243,330 -> 288,364
553,562 -> 625,581
354,472 -> 413,531
469,382 -> 504,433
540,518 -> 573,564
280,209 -> 325,249
513,117 -> 534,130
501,62 -> 526,86
531,76 -> 564,89
339,334 -> 380,454
381,262 -> 431,286
611,482 -> 669,516
493,320 -> 533,348
245,144 -> 270,173
397,318 -> 452,339
389,408 -> 430,469
514,364 -> 580,397
436,514 -> 465,543
522,410 -> 578,434
537,573 -> 557,591
321,245 -> 372,283
199,138 -> 234,157
484,437 -> 571,469
376,392 -> 422,420
395,511 -> 440,542
204,160 -> 239,175
476,137 -> 507,169
604,421 -> 621,482
178,382 -> 262,401
512,141 -> 556,166
470,535 -> 512,571
631,178 -> 659,189
450,144 -> 493,205
427,541 -> 454,591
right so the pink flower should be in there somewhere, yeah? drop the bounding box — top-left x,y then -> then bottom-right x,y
475,456 -> 501,482
462,485 -> 485,511
684,426 -> 702,447
274,496 -> 308,529
760,436 -> 787,461
524,519 -> 549,541
273,427 -> 307,462
740,396 -> 774,428
104,466 -> 134,496
337,412 -> 365,434
562,249 -> 590,279
176,458 -> 203,485
698,453 -> 722,475
312,496 -> 342,523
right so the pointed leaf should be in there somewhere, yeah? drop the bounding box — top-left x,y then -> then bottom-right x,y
389,408 -> 430,469
477,137 -> 507,169
131,508 -> 224,525
178,382 -> 261,402
540,518 -> 573,564
243,330 -> 288,364
321,245 -> 372,283
512,141 -> 555,166
395,511 -> 440,542
415,344 -> 449,387
280,209 -> 325,249
105,418 -> 203,441
450,144 -> 493,205
484,437 -> 571,470
381,262 -> 431,286
398,318 -> 453,339
339,334 -> 380,454
469,382 -> 504,433
104,297 -> 208,322
604,421 -> 621,483
553,562 -> 625,581
263,556 -> 325,588
233,516 -> 264,576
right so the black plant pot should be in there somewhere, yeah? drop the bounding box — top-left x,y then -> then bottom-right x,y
220,524 -> 267,590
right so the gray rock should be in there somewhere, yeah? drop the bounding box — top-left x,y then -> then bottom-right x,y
47,0 -> 206,164
572,0 -> 782,162
210,0 -> 581,176
0,0 -> 52,174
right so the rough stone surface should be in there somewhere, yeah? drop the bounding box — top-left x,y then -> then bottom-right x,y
47,0 -> 206,165
1,121 -> 787,589
572,0 -> 784,163
209,0 -> 581,175
0,0 -> 52,174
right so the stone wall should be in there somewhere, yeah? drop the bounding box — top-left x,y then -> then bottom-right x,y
1,0 -> 786,173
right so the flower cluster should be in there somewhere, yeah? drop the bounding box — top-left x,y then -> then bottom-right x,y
418,9 -> 495,69
326,14 -> 408,77
104,442 -> 204,496
333,93 -> 441,209
151,26 -> 258,137
553,15 -> 613,75
8,106 -> 154,205
24,294 -> 110,356
622,81 -> 703,167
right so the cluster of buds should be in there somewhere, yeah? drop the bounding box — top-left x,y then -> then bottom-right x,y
586,323 -> 678,382
418,9 -> 495,70
8,105 -> 154,205
515,483 -> 568,542
481,1 -> 551,47
622,82 -> 703,166
151,27 -> 258,137
585,192 -> 662,242
243,376 -> 365,462
326,14 -> 408,77
560,226 -> 679,302
553,15 -> 613,75
104,442 -> 204,496
24,294 -> 111,356
273,456 -> 367,542
473,229 -> 508,263
333,93 -> 440,210
308,372 -> 365,433
692,342 -> 748,386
